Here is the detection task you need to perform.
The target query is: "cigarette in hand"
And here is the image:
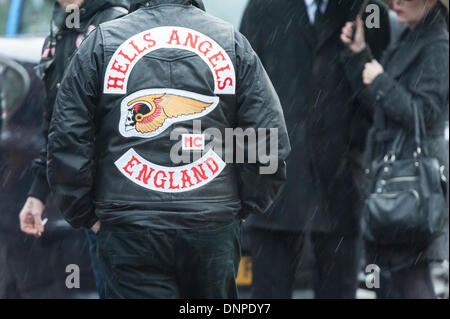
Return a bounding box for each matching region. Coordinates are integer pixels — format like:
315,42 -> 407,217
42,218 -> 48,226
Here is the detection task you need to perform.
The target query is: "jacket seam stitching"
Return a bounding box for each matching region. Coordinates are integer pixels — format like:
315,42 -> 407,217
99,25 -> 106,94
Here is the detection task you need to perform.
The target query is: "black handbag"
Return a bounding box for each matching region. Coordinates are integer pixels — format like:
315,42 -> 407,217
362,104 -> 448,245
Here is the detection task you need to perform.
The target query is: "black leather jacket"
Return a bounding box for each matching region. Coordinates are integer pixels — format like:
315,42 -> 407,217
47,0 -> 290,230
28,0 -> 130,202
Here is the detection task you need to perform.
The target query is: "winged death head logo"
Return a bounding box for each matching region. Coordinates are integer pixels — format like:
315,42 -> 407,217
120,89 -> 220,138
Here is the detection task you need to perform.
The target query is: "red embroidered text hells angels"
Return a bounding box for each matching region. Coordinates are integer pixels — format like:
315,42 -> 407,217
104,27 -> 236,95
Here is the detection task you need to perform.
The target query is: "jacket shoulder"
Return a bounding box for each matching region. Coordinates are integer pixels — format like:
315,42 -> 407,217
243,0 -> 285,16
98,7 -> 236,51
93,6 -> 129,25
420,32 -> 449,61
242,0 -> 299,25
414,23 -> 449,61
193,7 -> 237,37
424,24 -> 449,43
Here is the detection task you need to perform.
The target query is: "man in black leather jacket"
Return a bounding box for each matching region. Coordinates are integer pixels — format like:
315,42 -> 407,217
47,0 -> 290,298
18,0 -> 130,298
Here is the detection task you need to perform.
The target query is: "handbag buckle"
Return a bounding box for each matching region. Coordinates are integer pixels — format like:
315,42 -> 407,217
414,147 -> 422,158
384,154 -> 396,163
441,166 -> 448,183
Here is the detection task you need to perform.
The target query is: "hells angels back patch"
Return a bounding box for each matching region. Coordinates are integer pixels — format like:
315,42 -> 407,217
108,27 -> 232,193
120,88 -> 219,139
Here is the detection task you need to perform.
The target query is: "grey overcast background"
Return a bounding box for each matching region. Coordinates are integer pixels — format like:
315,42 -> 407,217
203,0 -> 249,29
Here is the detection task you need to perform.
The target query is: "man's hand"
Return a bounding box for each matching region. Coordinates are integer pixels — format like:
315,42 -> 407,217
91,220 -> 101,234
19,197 -> 46,237
363,59 -> 384,85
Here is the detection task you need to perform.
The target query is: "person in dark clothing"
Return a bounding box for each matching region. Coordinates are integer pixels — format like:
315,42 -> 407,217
46,0 -> 290,299
0,58 -> 99,299
341,0 -> 449,299
240,0 -> 391,299
17,0 -> 130,298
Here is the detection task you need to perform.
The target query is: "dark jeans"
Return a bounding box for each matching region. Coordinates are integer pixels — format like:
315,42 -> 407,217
249,228 -> 360,299
85,229 -> 105,299
97,220 -> 241,299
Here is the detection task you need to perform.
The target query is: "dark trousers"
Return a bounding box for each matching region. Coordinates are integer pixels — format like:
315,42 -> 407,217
249,228 -> 360,299
310,232 -> 361,299
0,230 -> 96,298
248,228 -> 305,298
85,229 -> 105,299
97,220 -> 241,299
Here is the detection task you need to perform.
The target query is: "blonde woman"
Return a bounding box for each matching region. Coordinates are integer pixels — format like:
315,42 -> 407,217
341,0 -> 449,298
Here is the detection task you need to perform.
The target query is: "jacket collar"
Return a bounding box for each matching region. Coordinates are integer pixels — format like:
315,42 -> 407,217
382,4 -> 448,79
52,0 -> 129,32
80,0 -> 128,21
130,0 -> 204,12
413,2 -> 448,34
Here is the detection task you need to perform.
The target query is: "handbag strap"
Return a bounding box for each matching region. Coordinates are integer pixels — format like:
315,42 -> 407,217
384,103 -> 428,161
364,127 -> 375,167
365,108 -> 406,165
366,104 -> 429,167
386,130 -> 407,161
413,102 -> 428,157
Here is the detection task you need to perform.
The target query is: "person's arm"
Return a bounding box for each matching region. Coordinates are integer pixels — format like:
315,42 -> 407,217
340,0 -> 390,97
47,29 -> 104,229
21,100 -> 52,237
27,107 -> 52,203
19,37 -> 53,237
234,31 -> 291,219
342,18 -> 449,130
365,41 -> 448,129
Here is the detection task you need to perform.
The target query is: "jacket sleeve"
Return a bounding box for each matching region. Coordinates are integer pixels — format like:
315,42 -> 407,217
27,37 -> 54,203
47,29 -> 104,229
28,100 -> 52,202
341,0 -> 390,97
367,41 -> 448,130
234,31 -> 291,219
344,41 -> 449,131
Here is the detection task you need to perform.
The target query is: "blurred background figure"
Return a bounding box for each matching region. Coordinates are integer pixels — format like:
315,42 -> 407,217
0,0 -> 129,298
240,0 -> 390,299
0,50 -> 96,298
341,0 -> 449,299
0,0 -> 95,299
17,0 -> 129,299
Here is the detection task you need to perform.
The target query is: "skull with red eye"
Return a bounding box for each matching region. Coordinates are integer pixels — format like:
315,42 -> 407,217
125,102 -> 153,131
